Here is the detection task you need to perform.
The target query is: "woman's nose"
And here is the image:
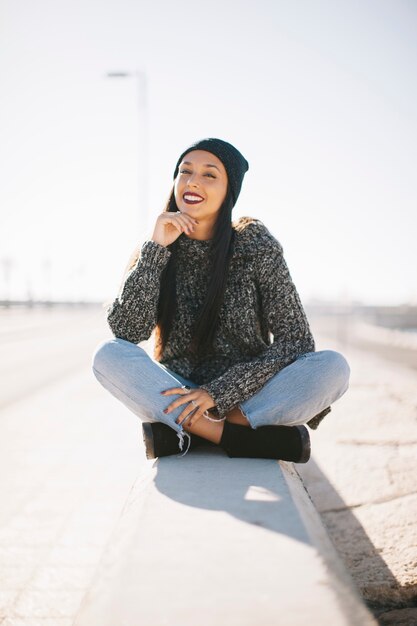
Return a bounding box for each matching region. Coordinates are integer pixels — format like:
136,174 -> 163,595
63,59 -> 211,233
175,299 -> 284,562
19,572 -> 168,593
186,172 -> 200,186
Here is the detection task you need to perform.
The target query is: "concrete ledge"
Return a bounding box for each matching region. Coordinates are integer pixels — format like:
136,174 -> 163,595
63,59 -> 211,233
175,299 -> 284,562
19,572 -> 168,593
74,447 -> 376,626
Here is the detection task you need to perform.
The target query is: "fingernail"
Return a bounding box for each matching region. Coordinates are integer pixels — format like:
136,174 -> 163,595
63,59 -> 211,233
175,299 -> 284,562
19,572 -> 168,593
163,409 -> 168,414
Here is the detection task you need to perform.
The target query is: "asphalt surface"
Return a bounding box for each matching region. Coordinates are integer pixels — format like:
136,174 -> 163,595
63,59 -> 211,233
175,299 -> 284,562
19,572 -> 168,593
0,305 -> 415,624
0,305 -> 146,624
301,315 -> 417,625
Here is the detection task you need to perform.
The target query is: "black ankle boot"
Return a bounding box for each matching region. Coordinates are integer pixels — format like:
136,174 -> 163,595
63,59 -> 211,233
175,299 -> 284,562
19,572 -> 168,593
142,422 -> 216,459
219,421 -> 311,463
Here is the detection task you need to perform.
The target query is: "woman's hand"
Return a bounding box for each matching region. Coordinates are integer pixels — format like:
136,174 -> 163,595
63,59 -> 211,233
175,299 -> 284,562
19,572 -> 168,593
161,386 -> 216,428
151,211 -> 199,248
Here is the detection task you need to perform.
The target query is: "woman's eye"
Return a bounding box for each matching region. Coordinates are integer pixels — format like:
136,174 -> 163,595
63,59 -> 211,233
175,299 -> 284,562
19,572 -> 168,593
179,169 -> 215,179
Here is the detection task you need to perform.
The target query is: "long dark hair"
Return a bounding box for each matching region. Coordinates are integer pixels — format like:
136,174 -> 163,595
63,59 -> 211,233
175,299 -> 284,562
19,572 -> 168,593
153,184 -> 236,361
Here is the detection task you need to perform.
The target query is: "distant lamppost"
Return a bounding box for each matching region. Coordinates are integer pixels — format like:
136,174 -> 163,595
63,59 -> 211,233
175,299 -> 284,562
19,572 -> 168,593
105,69 -> 149,236
1,257 -> 13,307
41,257 -> 52,306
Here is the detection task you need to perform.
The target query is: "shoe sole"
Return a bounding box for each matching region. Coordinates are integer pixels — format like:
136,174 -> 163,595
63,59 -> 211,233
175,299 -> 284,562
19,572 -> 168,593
142,422 -> 156,460
295,425 -> 311,463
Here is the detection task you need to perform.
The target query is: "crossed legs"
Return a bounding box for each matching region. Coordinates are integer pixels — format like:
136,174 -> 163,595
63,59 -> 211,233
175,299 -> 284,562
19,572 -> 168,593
92,338 -> 350,445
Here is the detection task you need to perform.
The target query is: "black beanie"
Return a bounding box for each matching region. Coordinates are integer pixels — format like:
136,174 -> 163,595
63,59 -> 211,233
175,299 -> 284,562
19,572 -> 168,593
172,137 -> 249,206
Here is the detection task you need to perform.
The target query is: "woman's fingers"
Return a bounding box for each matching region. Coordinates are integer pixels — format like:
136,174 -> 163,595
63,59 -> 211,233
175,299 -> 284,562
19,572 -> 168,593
163,396 -> 195,416
161,387 -> 214,426
161,387 -> 198,427
173,221 -> 183,234
177,211 -> 199,226
176,402 -> 201,428
151,212 -> 199,247
161,386 -> 191,397
161,386 -> 192,415
175,213 -> 198,234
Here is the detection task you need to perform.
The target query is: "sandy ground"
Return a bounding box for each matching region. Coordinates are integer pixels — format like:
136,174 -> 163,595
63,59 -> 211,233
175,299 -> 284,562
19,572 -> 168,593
301,318 -> 417,625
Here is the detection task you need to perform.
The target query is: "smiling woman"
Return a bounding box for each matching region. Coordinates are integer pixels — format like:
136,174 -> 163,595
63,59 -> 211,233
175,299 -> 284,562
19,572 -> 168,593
92,137 -> 350,461
173,150 -> 228,240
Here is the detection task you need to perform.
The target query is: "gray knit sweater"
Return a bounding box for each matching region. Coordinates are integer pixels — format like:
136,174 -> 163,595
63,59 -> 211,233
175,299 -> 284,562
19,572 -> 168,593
106,217 -> 318,419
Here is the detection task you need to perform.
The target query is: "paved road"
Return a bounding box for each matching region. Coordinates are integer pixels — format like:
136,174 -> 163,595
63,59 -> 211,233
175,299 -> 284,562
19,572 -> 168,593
0,306 -> 415,624
0,306 -> 110,410
300,318 -> 417,625
0,305 -> 150,624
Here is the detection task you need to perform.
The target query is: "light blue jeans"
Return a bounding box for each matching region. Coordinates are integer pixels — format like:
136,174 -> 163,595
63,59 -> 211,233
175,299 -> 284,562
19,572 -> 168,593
91,338 -> 351,457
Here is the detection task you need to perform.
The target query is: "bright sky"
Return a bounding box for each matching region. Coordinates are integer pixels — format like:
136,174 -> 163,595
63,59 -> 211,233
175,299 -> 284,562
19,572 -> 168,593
0,0 -> 416,306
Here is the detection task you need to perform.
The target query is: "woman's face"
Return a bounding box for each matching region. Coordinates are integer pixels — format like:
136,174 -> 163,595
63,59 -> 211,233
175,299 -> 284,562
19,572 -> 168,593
174,150 -> 228,225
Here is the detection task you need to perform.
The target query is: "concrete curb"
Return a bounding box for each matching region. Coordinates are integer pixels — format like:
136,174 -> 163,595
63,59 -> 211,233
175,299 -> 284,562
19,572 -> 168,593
281,461 -> 376,623
74,448 -> 377,626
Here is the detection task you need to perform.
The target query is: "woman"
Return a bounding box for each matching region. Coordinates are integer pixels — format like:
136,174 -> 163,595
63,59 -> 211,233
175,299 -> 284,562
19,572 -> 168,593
92,137 -> 350,461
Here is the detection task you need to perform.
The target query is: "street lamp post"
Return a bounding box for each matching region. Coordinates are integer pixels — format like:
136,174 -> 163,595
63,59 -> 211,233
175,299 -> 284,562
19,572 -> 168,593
105,69 -> 149,236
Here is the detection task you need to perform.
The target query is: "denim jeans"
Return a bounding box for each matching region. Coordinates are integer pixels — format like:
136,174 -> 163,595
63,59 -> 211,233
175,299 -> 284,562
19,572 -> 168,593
92,338 -> 350,457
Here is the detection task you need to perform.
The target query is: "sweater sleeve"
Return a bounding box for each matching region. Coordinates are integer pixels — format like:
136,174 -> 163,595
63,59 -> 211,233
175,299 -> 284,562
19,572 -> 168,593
106,240 -> 171,344
200,229 -> 315,418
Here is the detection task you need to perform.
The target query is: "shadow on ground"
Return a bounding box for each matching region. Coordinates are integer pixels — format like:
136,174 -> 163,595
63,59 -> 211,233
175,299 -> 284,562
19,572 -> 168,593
154,446 -> 311,543
299,457 -> 417,625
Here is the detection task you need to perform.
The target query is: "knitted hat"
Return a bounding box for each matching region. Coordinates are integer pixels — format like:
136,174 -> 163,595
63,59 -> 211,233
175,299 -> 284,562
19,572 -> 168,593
173,137 -> 249,205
